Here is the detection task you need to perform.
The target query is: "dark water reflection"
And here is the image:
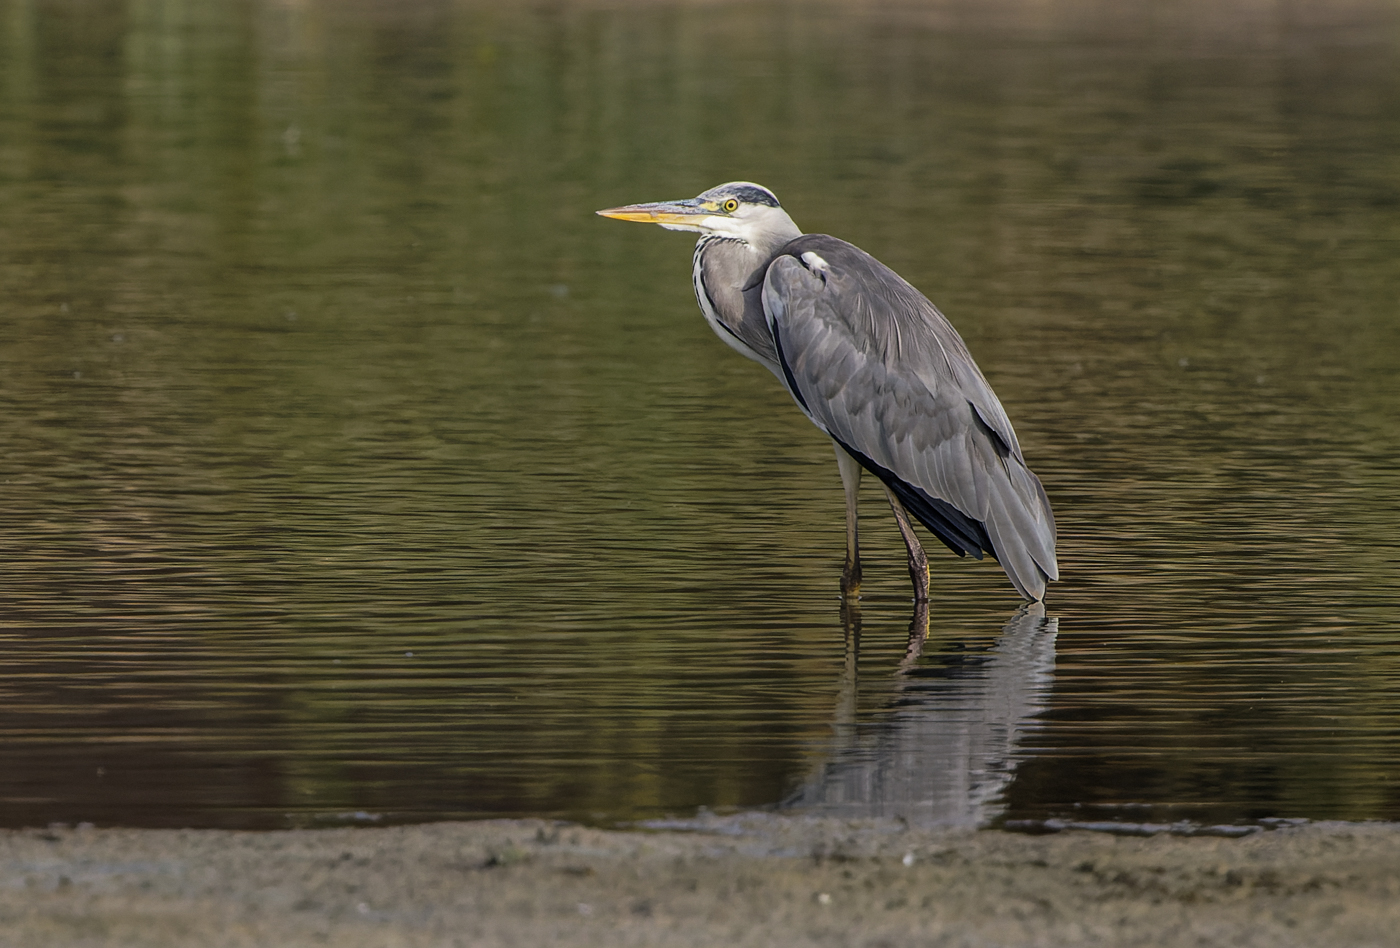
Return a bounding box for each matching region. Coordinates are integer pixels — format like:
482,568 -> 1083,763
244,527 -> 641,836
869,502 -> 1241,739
0,0 -> 1398,829
786,604 -> 1058,828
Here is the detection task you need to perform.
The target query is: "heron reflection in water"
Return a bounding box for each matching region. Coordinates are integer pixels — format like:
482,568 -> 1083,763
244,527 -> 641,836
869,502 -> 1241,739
599,183 -> 1057,603
784,603 -> 1057,828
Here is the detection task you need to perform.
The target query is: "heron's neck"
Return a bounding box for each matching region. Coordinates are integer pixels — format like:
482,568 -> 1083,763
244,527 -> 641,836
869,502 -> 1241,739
693,235 -> 788,371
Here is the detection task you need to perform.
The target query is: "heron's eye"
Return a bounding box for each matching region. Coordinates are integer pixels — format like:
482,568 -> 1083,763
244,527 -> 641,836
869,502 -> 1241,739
722,198 -> 740,213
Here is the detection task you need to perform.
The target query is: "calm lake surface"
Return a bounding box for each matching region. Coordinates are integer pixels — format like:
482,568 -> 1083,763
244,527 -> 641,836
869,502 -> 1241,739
1,0 -> 1398,830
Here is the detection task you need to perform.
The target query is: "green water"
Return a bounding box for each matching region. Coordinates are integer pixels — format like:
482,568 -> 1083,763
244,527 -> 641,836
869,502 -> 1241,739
0,0 -> 1397,829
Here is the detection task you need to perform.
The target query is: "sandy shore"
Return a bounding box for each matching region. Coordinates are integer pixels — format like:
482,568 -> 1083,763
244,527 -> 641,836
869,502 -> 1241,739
1,816 -> 1397,947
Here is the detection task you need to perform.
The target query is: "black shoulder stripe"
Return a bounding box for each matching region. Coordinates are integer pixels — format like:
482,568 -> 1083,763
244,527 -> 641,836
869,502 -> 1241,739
770,317 -> 811,414
834,440 -> 991,560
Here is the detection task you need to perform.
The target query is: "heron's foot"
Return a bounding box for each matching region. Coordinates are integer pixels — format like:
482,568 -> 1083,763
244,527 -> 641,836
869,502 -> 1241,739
841,560 -> 862,601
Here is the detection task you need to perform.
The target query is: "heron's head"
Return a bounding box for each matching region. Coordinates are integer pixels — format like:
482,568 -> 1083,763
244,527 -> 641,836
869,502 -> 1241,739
597,181 -> 801,252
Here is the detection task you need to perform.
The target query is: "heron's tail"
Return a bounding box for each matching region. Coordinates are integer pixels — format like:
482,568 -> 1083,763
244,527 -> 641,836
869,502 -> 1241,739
980,461 -> 1058,601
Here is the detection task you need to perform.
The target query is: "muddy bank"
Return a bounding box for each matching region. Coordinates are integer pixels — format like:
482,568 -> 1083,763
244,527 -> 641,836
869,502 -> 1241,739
1,816 -> 1397,947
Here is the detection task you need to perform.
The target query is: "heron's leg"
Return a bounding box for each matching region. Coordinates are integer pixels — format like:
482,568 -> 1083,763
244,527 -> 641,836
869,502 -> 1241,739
882,486 -> 930,603
834,445 -> 863,599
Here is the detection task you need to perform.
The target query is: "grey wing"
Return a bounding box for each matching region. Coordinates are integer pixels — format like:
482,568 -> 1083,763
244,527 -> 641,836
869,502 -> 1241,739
762,234 -> 1058,601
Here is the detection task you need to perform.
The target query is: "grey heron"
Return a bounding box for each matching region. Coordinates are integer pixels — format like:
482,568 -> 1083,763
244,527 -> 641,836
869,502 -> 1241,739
597,182 -> 1057,602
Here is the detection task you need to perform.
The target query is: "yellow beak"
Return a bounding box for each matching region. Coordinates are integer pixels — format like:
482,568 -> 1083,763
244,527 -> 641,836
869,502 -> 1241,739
596,199 -> 716,226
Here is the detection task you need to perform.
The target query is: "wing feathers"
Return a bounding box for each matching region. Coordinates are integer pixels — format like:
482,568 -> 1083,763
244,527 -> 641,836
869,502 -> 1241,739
763,234 -> 1058,600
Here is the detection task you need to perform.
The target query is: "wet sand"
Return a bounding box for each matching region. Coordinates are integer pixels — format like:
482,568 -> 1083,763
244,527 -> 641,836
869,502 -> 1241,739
2,816 -> 1397,947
